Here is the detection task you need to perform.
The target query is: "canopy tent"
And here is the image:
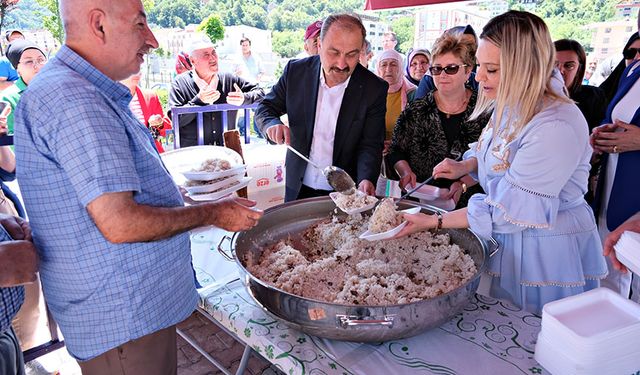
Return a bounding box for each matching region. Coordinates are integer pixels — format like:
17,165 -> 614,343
364,0 -> 464,11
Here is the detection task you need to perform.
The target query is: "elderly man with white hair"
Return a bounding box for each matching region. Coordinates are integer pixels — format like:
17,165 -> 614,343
13,1 -> 263,373
168,34 -> 264,148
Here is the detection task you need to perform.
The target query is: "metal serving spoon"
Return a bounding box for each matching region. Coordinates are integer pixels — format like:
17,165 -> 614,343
373,152 -> 464,210
287,145 -> 356,195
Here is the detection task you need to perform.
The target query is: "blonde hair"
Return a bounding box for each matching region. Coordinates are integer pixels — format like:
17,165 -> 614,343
471,11 -> 569,138
431,33 -> 476,69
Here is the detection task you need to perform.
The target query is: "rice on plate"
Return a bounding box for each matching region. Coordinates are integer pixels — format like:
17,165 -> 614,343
192,158 -> 232,172
333,191 -> 377,211
247,213 -> 477,306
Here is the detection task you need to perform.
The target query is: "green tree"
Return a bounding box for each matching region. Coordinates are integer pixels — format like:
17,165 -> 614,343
243,4 -> 268,29
142,0 -> 154,12
391,16 -> 414,54
534,0 -> 618,49
149,0 -> 200,28
35,0 -> 63,44
0,0 -> 20,46
272,29 -> 302,58
6,0 -> 45,30
198,14 -> 224,43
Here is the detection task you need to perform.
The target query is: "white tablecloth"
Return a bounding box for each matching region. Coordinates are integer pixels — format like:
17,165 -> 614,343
190,227 -> 547,375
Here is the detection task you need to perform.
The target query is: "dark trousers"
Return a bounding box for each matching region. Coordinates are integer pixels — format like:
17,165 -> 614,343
0,327 -> 25,375
297,184 -> 333,200
78,325 -> 177,375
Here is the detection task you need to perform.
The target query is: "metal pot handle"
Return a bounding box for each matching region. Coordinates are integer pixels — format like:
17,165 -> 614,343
217,233 -> 238,261
488,237 -> 500,258
336,314 -> 395,328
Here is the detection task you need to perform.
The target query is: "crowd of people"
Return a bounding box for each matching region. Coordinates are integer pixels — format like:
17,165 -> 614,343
0,1 -> 639,374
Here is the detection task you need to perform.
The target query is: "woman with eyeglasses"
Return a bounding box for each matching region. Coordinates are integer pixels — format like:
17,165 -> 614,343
387,33 -> 488,208
590,25 -> 640,300
0,40 -> 47,135
404,48 -> 431,86
375,49 -> 416,153
414,25 -> 479,99
396,11 -> 608,314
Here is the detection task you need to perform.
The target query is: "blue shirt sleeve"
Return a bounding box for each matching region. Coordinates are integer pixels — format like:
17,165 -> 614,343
414,75 -> 435,100
0,59 -> 18,81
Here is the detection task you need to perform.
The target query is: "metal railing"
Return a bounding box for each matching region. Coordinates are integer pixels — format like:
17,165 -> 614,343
170,103 -> 259,149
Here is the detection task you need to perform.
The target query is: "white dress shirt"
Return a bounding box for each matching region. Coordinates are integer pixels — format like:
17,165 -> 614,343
302,70 -> 351,190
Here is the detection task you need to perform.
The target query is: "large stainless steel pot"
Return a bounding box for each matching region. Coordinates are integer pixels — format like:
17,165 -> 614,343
218,197 -> 497,342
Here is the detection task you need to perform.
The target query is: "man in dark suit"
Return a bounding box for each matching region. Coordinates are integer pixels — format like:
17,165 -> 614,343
255,14 -> 388,201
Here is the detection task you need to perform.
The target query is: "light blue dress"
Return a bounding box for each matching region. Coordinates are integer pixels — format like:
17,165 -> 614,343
465,74 -> 608,314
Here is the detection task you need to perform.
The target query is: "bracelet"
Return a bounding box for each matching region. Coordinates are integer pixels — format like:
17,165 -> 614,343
434,211 -> 443,232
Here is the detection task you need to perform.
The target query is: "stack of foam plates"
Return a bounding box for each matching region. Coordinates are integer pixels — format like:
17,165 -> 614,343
534,288 -> 640,374
614,231 -> 640,275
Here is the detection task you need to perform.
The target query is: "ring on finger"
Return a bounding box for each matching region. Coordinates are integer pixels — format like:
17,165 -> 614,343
613,145 -> 619,153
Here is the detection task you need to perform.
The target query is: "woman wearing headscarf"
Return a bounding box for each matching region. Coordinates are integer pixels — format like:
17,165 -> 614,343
375,49 -> 416,147
405,48 -> 431,86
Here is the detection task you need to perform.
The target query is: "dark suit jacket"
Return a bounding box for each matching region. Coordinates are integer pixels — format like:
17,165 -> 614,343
592,61 -> 640,230
255,56 -> 388,201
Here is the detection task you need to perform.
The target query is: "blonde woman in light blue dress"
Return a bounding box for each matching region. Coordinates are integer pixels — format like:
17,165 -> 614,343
397,11 -> 608,314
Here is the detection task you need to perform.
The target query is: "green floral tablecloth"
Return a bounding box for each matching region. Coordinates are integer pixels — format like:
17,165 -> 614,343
191,228 -> 547,375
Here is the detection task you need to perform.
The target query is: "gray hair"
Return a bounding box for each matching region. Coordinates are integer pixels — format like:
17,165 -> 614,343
363,39 -> 372,54
320,14 -> 366,43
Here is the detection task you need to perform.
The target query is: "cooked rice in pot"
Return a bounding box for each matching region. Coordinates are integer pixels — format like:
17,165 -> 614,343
246,213 -> 477,306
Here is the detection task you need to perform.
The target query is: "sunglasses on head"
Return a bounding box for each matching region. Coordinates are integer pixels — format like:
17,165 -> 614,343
623,47 -> 640,60
429,64 -> 467,76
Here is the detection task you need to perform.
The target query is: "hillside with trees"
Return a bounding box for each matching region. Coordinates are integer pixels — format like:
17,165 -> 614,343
0,0 -> 628,58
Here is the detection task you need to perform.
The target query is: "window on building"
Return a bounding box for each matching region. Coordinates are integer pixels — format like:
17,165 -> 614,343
601,48 -> 608,55
604,27 -> 611,33
369,31 -> 375,36
626,26 -> 633,32
603,38 -> 610,44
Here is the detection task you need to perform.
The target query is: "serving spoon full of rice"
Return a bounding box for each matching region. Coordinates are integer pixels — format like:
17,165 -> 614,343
287,145 -> 356,195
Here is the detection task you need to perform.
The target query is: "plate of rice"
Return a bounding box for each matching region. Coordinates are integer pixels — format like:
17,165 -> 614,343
329,191 -> 378,214
182,159 -> 245,181
359,198 -> 421,241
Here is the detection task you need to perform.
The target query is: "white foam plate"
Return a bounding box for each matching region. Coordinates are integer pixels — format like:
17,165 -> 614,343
359,207 -> 421,241
186,177 -> 252,202
614,231 -> 640,275
329,191 -> 378,215
406,184 -> 448,200
542,287 -> 640,340
182,165 -> 246,182
160,146 -> 244,186
182,173 -> 245,195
